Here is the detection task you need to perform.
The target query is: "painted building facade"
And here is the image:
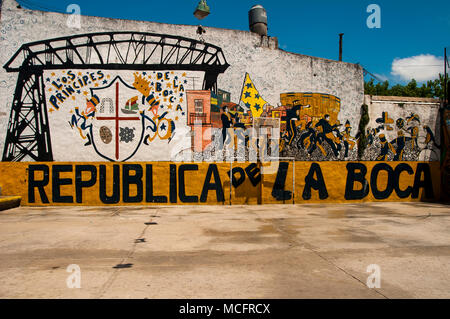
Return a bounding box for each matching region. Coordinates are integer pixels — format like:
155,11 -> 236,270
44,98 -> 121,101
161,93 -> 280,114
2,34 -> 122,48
0,0 -> 443,205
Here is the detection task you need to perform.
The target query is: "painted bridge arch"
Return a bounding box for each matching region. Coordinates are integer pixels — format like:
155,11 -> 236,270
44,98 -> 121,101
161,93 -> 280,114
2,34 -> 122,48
2,31 -> 230,162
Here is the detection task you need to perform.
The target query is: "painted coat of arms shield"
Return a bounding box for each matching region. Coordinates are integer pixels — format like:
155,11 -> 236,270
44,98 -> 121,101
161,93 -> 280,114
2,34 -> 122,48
90,76 -> 145,162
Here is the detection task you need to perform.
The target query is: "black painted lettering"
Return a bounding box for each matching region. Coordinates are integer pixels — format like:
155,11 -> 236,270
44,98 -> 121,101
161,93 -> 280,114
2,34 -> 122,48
49,95 -> 59,109
75,165 -> 97,203
228,167 -> 245,188
245,163 -> 261,187
370,163 -> 394,200
394,163 -> 413,198
52,165 -> 73,203
123,164 -> 143,203
345,163 -> 370,200
28,165 -> 50,203
145,165 -> 167,203
272,162 -> 292,201
170,164 -> 177,203
412,163 -> 434,199
302,163 -> 328,200
82,75 -> 89,85
99,165 -> 120,204
178,164 -> 199,203
201,164 -> 225,202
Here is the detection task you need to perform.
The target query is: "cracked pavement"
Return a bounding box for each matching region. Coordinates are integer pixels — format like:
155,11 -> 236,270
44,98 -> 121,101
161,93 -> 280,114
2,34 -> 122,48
0,202 -> 449,298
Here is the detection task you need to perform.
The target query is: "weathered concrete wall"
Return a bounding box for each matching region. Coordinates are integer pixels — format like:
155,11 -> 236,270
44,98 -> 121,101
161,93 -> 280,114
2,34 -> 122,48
0,0 -> 364,162
0,0 -> 442,205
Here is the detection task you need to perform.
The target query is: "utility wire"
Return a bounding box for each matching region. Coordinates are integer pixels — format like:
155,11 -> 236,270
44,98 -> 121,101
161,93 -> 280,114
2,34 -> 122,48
362,67 -> 383,82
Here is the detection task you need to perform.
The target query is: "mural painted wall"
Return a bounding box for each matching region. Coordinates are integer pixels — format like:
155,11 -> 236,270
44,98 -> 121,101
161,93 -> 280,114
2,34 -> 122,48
0,0 -> 365,164
0,0 -> 443,204
0,161 -> 441,206
363,96 -> 441,162
46,69 -> 200,162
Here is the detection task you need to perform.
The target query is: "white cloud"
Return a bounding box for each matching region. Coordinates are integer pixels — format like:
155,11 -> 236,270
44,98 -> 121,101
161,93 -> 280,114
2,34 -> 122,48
391,54 -> 444,82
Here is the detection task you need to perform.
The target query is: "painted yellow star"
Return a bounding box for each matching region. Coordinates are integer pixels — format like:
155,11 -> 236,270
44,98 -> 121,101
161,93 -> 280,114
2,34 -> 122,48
166,82 -> 172,88
83,91 -> 88,96
168,104 -> 173,110
78,72 -> 82,76
179,97 -> 184,103
51,72 -> 55,76
48,88 -> 52,92
94,83 -> 99,87
72,96 -> 76,100
182,72 -> 186,77
107,75 -> 111,79
175,116 -> 179,121
49,108 -> 54,113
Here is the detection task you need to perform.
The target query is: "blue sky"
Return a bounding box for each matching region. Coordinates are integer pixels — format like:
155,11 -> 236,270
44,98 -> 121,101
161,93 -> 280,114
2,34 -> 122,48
14,0 -> 450,85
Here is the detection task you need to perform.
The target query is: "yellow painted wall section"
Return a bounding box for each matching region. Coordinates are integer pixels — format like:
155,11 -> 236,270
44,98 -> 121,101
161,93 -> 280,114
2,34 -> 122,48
0,161 -> 441,206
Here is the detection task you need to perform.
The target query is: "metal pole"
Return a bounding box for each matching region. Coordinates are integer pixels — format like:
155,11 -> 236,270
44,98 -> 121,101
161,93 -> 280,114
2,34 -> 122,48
339,33 -> 344,61
445,48 -> 448,108
441,48 -> 447,202
229,160 -> 233,206
292,160 -> 295,205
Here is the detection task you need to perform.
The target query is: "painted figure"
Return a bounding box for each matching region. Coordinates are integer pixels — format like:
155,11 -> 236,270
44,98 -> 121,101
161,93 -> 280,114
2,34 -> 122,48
284,101 -> 301,146
221,105 -> 235,149
390,130 -> 411,161
298,121 -> 317,155
315,114 -> 340,157
423,125 -> 439,148
233,112 -> 249,147
408,126 -> 419,149
376,134 -> 396,161
342,120 -> 355,158
69,95 -> 99,146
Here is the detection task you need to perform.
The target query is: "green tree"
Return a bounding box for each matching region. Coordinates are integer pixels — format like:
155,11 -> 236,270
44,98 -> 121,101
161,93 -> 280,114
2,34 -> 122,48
364,75 -> 447,99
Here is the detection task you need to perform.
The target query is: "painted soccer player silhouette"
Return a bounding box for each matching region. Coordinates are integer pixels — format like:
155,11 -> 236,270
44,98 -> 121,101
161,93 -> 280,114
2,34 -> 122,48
285,101 -> 310,146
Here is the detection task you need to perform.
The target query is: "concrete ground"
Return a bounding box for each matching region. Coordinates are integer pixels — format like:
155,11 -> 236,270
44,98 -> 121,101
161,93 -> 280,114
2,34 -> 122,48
0,202 -> 449,299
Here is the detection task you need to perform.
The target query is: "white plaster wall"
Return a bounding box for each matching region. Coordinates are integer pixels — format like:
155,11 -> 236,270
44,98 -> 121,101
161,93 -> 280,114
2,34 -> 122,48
0,0 -> 364,161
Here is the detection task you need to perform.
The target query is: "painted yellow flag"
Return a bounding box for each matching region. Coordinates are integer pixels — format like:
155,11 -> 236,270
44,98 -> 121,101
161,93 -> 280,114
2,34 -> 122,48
240,73 -> 268,118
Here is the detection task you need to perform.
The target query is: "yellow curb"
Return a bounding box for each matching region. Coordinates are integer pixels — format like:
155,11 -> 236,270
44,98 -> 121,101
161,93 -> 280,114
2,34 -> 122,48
0,196 -> 22,211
